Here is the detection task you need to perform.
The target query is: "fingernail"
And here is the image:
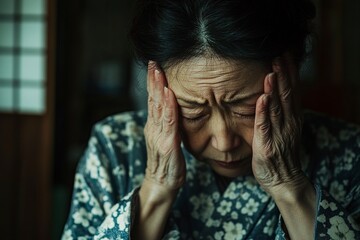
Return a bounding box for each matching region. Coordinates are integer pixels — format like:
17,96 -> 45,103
268,73 -> 273,88
164,86 -> 169,99
155,69 -> 160,80
263,95 -> 269,106
148,60 -> 155,69
269,73 -> 276,88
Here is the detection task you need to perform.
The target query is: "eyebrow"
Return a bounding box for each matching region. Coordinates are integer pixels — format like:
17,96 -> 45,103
223,91 -> 263,105
177,98 -> 207,107
176,91 -> 263,107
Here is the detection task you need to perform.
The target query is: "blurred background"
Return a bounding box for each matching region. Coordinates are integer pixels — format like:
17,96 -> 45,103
0,0 -> 359,239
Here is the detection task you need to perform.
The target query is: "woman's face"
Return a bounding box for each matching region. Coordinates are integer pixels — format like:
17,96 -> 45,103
165,57 -> 270,178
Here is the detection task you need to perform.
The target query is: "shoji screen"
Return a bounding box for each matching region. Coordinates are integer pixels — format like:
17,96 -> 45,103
0,0 -> 46,114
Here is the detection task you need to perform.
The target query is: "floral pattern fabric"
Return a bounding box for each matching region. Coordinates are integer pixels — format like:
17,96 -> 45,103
62,110 -> 360,239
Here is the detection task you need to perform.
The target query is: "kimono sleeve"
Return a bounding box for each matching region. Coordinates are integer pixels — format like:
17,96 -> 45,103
61,124 -> 137,239
61,113 -> 182,239
275,184 -> 360,240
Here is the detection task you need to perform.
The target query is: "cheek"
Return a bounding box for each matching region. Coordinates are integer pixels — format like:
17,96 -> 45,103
240,126 -> 255,147
226,117 -> 254,149
180,124 -> 209,155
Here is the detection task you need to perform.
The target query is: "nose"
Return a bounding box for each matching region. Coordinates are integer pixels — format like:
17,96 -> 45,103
210,114 -> 241,152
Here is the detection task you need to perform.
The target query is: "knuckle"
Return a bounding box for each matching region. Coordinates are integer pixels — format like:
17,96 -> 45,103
280,88 -> 292,102
259,122 -> 269,132
147,97 -> 153,111
164,114 -> 175,127
159,147 -> 172,158
152,120 -> 161,128
256,121 -> 271,134
154,102 -> 163,111
270,104 -> 281,117
163,123 -> 174,134
163,106 -> 176,133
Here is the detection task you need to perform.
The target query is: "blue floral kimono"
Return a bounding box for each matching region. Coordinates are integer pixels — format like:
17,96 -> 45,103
62,110 -> 360,239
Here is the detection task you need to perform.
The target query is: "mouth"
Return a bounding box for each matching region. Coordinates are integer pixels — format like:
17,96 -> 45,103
209,157 -> 251,169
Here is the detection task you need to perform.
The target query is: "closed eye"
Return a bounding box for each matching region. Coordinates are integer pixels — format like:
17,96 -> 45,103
182,115 -> 207,123
233,112 -> 255,120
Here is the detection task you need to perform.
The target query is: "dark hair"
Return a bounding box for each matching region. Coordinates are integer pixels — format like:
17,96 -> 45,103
130,0 -> 316,69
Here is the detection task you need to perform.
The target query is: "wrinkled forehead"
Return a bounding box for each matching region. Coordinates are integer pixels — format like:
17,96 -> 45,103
164,56 -> 269,85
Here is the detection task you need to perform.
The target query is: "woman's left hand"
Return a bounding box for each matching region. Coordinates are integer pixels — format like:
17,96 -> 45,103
252,56 -> 317,240
251,56 -> 306,199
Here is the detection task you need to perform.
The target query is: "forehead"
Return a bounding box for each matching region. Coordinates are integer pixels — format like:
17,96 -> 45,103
164,56 -> 269,95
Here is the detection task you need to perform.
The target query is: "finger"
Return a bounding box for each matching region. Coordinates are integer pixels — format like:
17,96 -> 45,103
263,72 -> 272,94
282,54 -> 302,118
254,94 -> 271,147
267,73 -> 283,129
153,68 -> 165,121
147,61 -> 156,119
163,87 -> 179,142
147,61 -> 156,93
272,58 -> 293,120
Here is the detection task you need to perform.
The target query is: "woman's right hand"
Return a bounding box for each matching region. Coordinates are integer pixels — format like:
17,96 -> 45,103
134,62 -> 185,240
143,61 -> 186,199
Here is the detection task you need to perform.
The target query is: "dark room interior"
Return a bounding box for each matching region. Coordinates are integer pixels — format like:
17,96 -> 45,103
0,0 -> 360,239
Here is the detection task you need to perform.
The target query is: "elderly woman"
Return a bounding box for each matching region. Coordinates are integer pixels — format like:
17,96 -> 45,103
62,0 -> 360,239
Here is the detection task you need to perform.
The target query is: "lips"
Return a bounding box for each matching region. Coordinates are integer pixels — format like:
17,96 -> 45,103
210,157 -> 251,169
213,160 -> 243,169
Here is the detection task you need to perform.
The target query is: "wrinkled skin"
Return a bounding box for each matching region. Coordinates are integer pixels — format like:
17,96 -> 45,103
252,57 -> 304,196
144,56 -> 304,196
143,61 -> 186,193
140,56 -> 314,240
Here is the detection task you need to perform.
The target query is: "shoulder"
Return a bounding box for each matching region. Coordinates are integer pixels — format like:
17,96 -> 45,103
68,111 -> 149,220
302,110 -> 360,153
90,110 -> 148,158
80,110 -> 148,195
93,110 -> 147,138
89,110 -> 147,149
302,110 -> 360,205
